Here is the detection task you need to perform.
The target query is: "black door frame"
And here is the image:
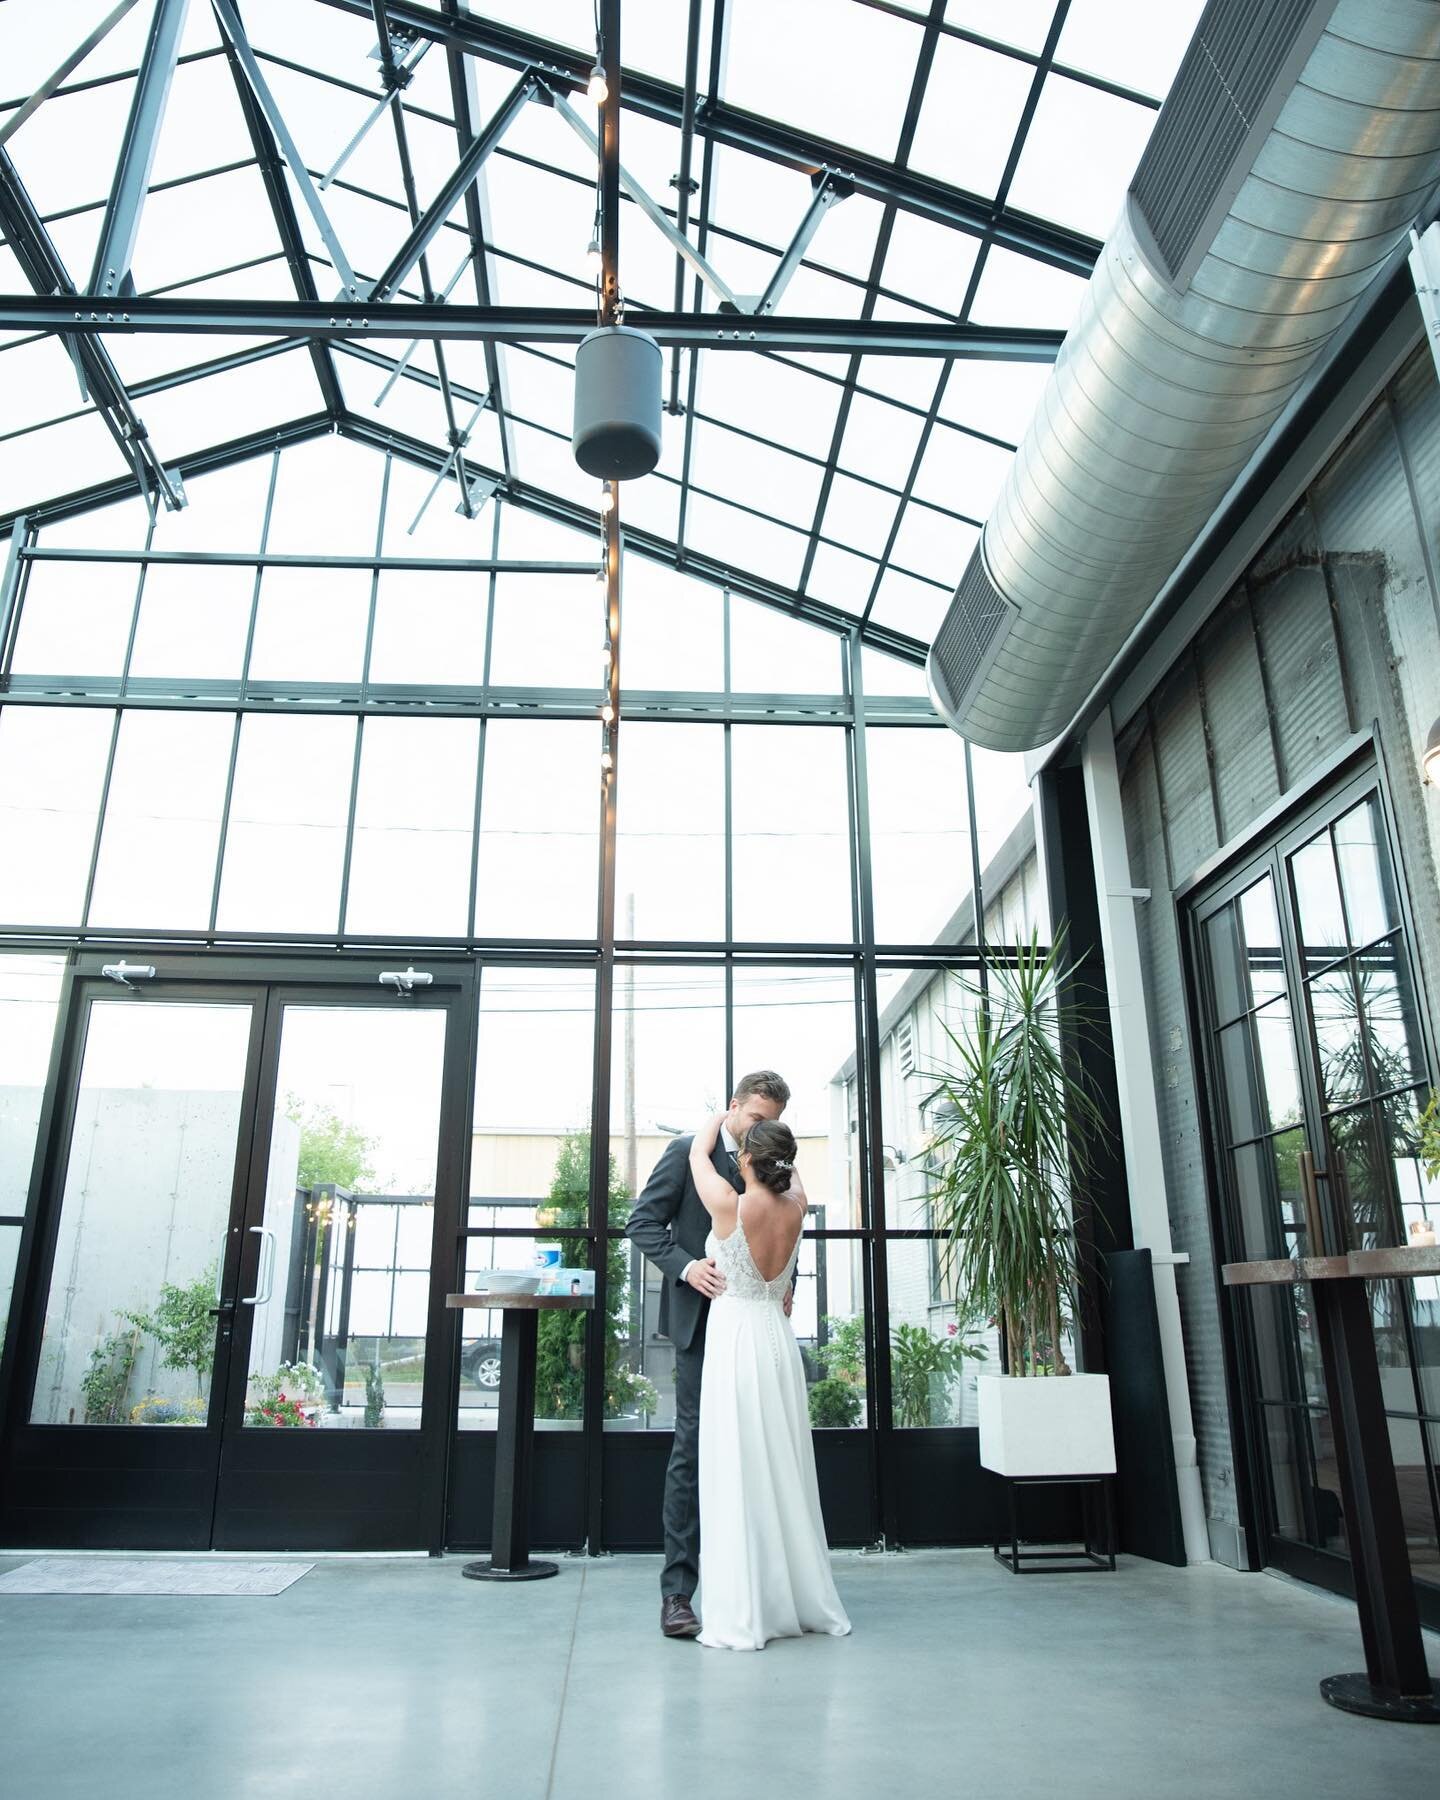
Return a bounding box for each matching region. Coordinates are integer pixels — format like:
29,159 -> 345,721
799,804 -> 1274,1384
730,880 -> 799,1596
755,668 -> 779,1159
0,949 -> 476,1552
1181,739 -> 1440,1622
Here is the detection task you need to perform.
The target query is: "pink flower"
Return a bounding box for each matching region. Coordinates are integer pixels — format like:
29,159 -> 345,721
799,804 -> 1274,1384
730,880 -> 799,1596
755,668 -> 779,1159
946,1322 -> 958,1336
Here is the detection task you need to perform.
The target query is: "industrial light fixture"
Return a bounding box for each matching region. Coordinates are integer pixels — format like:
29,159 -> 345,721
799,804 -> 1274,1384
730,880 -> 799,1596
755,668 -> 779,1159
1424,714 -> 1440,785
587,62 -> 608,105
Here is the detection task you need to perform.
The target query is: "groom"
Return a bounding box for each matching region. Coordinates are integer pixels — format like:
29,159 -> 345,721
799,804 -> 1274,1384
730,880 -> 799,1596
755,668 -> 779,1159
626,1069 -> 791,1637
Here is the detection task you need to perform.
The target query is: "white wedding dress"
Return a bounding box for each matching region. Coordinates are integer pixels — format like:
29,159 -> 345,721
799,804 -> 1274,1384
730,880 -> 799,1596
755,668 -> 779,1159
695,1203 -> 852,1650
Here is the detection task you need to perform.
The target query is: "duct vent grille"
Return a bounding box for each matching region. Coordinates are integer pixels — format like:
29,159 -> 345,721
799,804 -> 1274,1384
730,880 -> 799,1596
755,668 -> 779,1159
931,548 -> 1015,721
1129,0 -> 1331,292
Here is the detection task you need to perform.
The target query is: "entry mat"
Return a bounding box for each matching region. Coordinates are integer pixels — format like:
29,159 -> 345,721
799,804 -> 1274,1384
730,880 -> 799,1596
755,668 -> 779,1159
0,1557 -> 313,1596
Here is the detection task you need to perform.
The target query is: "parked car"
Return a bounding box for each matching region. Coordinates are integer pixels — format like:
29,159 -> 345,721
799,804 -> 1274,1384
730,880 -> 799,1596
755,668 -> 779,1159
460,1337 -> 502,1391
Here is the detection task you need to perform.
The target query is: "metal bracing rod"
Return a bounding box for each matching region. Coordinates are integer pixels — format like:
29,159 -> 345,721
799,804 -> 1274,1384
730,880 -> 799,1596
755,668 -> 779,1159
210,0 -> 361,297
88,0 -> 190,299
545,82 -> 745,314
364,70 -> 538,303
22,547 -> 594,572
408,397 -> 496,533
0,149 -> 182,512
667,0 -> 704,411
320,37 -> 432,189
754,172 -> 851,317
4,294 -> 1064,358
372,248 -> 475,402
0,0 -> 144,149
598,0 -> 621,329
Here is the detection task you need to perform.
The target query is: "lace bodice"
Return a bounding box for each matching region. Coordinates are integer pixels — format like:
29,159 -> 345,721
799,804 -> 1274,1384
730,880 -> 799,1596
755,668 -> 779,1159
705,1206 -> 801,1304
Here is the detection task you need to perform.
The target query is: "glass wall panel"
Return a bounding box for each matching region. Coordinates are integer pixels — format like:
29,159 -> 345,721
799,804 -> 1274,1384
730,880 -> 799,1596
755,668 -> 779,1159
474,721 -> 599,939
885,1237 -> 995,1426
0,954 -> 65,1213
343,717 -> 478,938
31,1000 -> 253,1425
731,725 -> 852,942
87,710 -> 233,928
263,436 -> 383,556
245,566 -> 370,685
126,563 -> 254,682
866,725 -> 972,945
470,966 -> 596,1228
0,706 -> 113,926
368,570 -> 488,687
732,964 -> 860,1229
0,1222 -> 19,1345
619,560 -> 723,695
489,575 -> 605,690
729,598 -> 844,694
456,1237 -> 590,1431
615,723 -> 725,943
8,559 -> 140,679
216,714 -> 356,933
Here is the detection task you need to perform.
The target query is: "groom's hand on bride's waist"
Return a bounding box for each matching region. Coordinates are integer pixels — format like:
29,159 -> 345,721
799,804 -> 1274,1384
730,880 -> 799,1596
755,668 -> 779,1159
683,1257 -> 726,1298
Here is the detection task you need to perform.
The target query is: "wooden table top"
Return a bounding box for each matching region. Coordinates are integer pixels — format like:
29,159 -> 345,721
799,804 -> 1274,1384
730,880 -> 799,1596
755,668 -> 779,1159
446,1291 -> 595,1310
1222,1245 -> 1440,1287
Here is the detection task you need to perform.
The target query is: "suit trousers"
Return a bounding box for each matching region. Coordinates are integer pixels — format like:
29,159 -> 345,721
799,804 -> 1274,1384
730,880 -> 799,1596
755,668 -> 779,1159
660,1307 -> 707,1598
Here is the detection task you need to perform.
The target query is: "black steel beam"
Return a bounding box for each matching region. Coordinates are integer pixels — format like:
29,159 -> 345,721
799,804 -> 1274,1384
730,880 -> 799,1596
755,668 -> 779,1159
311,0 -> 1102,277
220,28 -> 345,416
0,294 -> 1063,358
0,148 -> 180,509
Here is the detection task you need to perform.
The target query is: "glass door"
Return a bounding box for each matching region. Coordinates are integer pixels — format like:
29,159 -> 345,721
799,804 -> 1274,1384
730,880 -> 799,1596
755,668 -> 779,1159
3,965 -> 471,1552
213,990 -> 462,1550
8,984 -> 265,1548
1192,772 -> 1440,1604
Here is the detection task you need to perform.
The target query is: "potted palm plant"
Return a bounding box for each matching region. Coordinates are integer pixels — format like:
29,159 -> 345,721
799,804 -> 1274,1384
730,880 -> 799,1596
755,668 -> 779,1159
922,929 -> 1116,1478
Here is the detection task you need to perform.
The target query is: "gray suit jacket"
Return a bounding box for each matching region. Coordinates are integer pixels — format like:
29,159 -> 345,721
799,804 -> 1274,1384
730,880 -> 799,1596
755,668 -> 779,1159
626,1134 -> 741,1353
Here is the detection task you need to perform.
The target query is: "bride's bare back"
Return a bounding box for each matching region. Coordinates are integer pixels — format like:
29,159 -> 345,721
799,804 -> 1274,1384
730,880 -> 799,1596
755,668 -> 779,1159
731,1182 -> 805,1282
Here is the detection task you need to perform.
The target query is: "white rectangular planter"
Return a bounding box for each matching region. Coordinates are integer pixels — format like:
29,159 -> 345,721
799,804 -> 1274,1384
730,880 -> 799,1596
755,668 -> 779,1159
977,1373 -> 1116,1477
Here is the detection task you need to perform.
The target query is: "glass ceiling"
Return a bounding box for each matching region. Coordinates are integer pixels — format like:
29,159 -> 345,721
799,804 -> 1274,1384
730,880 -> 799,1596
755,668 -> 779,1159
0,0 -> 1204,654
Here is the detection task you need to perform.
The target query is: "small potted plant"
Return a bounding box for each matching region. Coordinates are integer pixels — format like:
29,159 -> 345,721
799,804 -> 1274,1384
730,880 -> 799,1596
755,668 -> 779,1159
922,929 -> 1116,1478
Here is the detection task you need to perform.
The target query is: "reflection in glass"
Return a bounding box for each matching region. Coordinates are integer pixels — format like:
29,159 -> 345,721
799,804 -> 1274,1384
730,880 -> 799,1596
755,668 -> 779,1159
1205,905 -> 1246,1027
1238,879 -> 1286,1008
32,1002 -> 252,1425
1333,798 -> 1396,948
244,1005 -> 446,1430
1231,1130 -> 1306,1260
1356,939 -> 1424,1097
1252,1002 -> 1302,1133
1248,1286 -> 1323,1409
1259,1404 -> 1308,1541
1302,1410 -> 1348,1555
1328,1104 -> 1401,1251
1218,1018 -> 1263,1143
1307,966 -> 1364,1110
886,1237 -> 995,1425
1290,833 -> 1347,970
1,1224 -> 20,1345
798,1238 -> 867,1429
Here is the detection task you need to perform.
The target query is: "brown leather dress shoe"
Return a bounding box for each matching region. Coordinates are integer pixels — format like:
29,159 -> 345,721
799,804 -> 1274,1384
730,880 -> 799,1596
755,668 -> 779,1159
661,1594 -> 701,1638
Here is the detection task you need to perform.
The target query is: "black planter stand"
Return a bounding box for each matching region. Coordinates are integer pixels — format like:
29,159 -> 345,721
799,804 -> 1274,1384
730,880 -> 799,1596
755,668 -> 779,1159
992,1473 -> 1117,1574
446,1290 -> 594,1582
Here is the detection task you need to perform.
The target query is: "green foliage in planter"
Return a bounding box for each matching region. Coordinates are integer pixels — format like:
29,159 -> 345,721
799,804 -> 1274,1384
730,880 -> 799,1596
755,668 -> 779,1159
123,1263 -> 220,1397
533,1133 -> 650,1420
808,1376 -> 863,1428
80,1325 -> 142,1424
922,929 -> 1112,1377
814,1314 -> 866,1384
128,1395 -> 207,1426
889,1322 -> 985,1427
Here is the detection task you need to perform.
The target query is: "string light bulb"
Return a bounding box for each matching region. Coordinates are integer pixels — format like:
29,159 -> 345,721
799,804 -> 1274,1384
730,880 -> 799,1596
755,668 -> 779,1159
586,233 -> 601,262
599,487 -> 614,515
600,749 -> 614,773
601,703 -> 615,723
588,62 -> 608,105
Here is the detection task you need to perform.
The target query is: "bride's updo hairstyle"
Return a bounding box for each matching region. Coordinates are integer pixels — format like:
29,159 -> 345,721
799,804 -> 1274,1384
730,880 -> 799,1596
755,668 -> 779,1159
742,1119 -> 798,1194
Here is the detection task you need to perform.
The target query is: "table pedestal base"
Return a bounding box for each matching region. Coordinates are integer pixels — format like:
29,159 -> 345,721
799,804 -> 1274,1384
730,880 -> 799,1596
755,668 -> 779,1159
461,1558 -> 559,1583
1320,1673 -> 1440,1724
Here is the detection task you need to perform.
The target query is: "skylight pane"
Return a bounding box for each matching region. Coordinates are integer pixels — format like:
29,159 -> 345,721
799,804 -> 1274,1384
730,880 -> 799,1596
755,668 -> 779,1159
0,412 -> 129,517
868,568 -> 950,641
806,541 -> 879,617
133,348 -> 323,459
3,77 -> 133,223
724,0 -> 922,162
264,437 -> 385,557
908,423 -> 1012,517
937,359 -> 1051,445
129,166 -> 282,295
381,456 -> 503,559
694,353 -> 841,462
969,247 -> 1086,330
148,458 -> 272,553
0,338 -> 87,435
683,494 -> 808,592
1,0 -> 154,93
882,210 -> 981,313
945,0 -> 1058,56
819,474 -> 901,560
502,349 -> 577,439
688,422 -> 824,532
888,501 -> 978,584
910,36 -> 1035,200
1056,0 -> 1204,100
1005,76 -> 1156,239
840,393 -> 924,485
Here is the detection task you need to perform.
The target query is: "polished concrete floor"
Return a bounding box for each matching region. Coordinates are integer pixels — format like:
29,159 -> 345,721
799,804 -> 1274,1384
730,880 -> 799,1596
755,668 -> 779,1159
1,1549 -> 1436,1799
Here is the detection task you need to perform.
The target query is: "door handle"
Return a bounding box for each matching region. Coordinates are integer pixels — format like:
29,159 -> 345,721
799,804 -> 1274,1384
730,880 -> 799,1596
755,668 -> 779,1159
242,1226 -> 277,1307
1297,1150 -> 1333,1257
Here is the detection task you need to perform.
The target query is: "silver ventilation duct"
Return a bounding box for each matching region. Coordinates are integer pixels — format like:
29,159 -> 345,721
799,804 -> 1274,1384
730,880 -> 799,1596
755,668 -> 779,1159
928,0 -> 1440,752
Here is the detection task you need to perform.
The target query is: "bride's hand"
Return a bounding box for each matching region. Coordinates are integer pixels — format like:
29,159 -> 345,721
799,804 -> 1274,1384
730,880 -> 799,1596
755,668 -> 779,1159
694,1111 -> 725,1151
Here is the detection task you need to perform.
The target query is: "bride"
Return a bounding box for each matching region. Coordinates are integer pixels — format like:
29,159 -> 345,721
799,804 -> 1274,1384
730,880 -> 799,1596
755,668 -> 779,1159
687,1112 -> 852,1651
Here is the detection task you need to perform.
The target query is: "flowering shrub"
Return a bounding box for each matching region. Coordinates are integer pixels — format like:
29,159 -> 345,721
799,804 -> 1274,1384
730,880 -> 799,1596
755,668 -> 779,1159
129,1394 -> 207,1425
247,1391 -> 317,1428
